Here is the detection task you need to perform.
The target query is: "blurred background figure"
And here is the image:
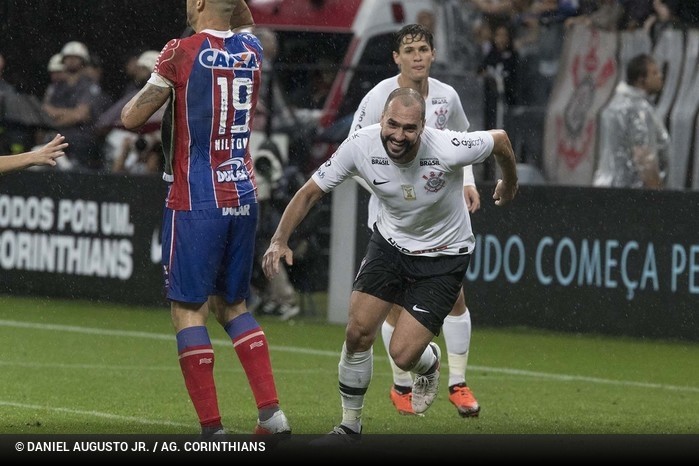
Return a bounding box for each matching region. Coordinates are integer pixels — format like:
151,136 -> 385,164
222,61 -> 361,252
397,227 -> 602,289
43,54 -> 66,109
100,50 -> 163,171
479,22 -> 520,130
249,141 -> 301,321
478,22 -> 520,180
84,54 -> 113,121
47,53 -> 66,82
1,52 -> 53,156
111,131 -> 162,175
252,27 -> 298,135
41,41 -> 104,171
593,53 -> 669,189
565,0 -> 624,31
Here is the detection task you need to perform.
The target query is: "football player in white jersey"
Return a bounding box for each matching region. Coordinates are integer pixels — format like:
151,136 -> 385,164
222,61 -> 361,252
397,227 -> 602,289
263,88 -> 518,438
350,24 -> 481,417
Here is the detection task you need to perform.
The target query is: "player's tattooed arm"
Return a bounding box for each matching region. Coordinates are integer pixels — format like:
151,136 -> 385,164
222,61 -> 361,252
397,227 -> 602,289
121,84 -> 171,130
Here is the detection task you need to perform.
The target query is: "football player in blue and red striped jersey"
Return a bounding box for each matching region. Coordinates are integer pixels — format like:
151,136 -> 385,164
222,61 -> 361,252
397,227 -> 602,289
121,0 -> 290,438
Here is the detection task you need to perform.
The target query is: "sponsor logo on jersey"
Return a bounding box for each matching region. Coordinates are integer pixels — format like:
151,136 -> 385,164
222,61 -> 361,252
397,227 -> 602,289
355,101 -> 368,125
423,171 -> 446,193
222,205 -> 251,216
451,136 -> 486,148
386,236 -> 448,255
431,97 -> 447,105
387,236 -> 411,254
199,48 -> 259,70
371,157 -> 389,165
420,158 -> 440,166
372,179 -> 389,185
216,157 -> 250,182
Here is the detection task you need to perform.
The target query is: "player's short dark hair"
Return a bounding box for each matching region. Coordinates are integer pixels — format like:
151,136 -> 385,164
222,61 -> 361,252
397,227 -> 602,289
393,24 -> 434,53
626,53 -> 654,85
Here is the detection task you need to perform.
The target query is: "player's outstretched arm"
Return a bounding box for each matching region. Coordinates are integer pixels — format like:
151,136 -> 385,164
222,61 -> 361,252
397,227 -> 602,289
0,133 -> 68,174
262,178 -> 326,278
489,129 -> 518,206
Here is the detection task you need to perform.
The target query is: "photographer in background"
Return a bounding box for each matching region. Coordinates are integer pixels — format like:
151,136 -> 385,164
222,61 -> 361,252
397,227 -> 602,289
249,140 -> 301,321
111,131 -> 162,174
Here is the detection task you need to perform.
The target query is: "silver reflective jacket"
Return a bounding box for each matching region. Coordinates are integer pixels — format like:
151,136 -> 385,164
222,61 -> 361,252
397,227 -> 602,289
593,82 -> 669,188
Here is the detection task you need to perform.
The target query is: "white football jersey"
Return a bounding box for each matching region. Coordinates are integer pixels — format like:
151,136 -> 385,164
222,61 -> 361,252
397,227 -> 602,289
350,75 -> 475,228
312,125 -> 494,256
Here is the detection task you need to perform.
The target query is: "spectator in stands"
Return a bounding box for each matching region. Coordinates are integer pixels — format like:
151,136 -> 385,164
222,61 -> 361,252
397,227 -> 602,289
479,22 -> 520,130
618,0 -> 654,30
100,50 -> 162,168
41,41 -> 103,171
593,53 -> 669,188
1,52 -> 47,155
252,27 -> 298,134
644,0 -> 683,43
565,0 -> 625,31
84,54 -> 113,120
47,54 -> 66,84
43,54 -> 65,108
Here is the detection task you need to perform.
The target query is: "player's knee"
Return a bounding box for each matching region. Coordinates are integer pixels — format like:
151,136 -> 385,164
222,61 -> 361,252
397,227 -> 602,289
391,352 -> 414,372
345,323 -> 374,352
389,343 -> 415,371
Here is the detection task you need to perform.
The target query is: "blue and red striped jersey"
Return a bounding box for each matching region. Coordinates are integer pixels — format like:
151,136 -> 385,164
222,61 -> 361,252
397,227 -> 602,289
155,29 -> 262,211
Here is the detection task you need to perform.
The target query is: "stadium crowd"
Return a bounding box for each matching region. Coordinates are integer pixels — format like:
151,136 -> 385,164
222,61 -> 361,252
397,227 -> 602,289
1,1 -> 697,177
2,0 -> 699,318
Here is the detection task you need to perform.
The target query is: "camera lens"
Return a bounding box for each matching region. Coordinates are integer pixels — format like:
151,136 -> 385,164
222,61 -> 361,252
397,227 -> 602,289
135,137 -> 148,151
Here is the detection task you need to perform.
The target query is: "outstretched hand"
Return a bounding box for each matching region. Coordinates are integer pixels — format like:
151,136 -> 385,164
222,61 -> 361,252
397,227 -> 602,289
262,241 -> 294,279
33,133 -> 68,167
493,179 -> 518,206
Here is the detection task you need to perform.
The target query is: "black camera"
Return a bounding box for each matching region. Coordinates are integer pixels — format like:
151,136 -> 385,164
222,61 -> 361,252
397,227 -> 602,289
134,137 -> 148,152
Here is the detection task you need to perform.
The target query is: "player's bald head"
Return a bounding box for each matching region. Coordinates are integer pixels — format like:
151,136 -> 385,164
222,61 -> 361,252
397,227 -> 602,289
383,87 -> 426,121
207,0 -> 236,15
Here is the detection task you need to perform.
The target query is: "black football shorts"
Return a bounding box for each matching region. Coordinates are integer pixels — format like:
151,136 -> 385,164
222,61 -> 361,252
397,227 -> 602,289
353,228 -> 471,335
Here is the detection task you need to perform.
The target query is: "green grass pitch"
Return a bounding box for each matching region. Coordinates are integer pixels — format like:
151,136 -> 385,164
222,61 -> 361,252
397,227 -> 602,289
1,294 -> 698,437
